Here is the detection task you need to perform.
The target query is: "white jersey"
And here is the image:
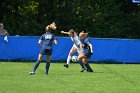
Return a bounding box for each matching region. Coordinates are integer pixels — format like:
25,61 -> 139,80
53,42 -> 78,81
71,35 -> 82,53
71,35 -> 81,46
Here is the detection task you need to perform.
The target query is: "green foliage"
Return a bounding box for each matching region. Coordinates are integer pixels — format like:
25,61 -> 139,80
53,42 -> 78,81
18,1 -> 39,15
0,0 -> 140,38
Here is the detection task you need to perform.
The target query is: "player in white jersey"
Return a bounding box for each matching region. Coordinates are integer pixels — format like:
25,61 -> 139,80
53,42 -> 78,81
61,29 -> 84,68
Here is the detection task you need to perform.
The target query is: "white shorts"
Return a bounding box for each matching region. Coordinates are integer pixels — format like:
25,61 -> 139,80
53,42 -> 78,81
71,44 -> 80,54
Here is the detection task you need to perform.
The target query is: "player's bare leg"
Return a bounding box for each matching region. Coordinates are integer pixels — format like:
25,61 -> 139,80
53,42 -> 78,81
64,47 -> 77,68
78,54 -> 87,72
78,54 -> 93,72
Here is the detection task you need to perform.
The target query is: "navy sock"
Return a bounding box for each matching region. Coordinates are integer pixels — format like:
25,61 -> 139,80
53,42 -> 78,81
46,62 -> 50,74
85,63 -> 93,71
33,60 -> 40,72
78,60 -> 85,69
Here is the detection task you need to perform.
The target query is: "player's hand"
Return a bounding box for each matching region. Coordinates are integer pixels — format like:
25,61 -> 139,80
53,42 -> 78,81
38,43 -> 42,48
90,52 -> 93,55
61,31 -> 64,34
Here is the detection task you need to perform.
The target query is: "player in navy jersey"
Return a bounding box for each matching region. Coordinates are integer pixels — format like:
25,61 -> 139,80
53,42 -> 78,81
29,22 -> 57,75
78,31 -> 93,72
80,31 -> 93,57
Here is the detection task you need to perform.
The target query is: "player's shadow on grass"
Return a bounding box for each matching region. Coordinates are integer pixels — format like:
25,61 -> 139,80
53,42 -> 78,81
60,73 -> 83,75
60,71 -> 106,75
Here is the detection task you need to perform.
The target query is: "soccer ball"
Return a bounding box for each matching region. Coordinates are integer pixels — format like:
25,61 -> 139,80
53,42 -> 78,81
71,56 -> 78,62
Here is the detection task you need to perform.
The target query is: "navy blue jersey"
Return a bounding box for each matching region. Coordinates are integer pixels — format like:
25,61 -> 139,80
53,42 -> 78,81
40,32 -> 56,50
80,37 -> 90,50
81,37 -> 92,58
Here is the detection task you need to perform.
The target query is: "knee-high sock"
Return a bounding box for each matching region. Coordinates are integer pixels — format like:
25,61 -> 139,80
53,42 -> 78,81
78,60 -> 85,69
33,60 -> 40,72
46,62 -> 50,74
85,63 -> 93,71
66,55 -> 71,64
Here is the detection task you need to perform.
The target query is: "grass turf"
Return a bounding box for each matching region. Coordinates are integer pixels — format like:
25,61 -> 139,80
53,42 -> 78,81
0,62 -> 140,93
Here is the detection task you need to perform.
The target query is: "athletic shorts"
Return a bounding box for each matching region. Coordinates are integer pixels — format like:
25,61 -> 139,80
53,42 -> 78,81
40,48 -> 52,55
72,44 -> 80,54
83,49 -> 91,58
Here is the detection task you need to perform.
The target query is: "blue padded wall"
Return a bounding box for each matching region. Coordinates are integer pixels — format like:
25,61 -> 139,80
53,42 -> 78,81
0,36 -> 140,63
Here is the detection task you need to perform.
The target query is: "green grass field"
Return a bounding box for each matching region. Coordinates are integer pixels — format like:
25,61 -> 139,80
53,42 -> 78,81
0,62 -> 140,93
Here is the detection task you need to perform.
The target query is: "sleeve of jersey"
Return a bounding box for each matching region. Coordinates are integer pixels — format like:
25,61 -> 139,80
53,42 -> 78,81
85,38 -> 90,44
77,37 -> 82,45
40,35 -> 44,40
52,34 -> 56,40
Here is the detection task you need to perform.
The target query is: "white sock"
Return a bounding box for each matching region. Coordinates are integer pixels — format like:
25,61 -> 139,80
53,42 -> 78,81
66,56 -> 71,65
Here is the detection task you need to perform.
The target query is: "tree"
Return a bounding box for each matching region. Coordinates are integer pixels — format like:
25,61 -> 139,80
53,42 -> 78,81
0,0 -> 140,38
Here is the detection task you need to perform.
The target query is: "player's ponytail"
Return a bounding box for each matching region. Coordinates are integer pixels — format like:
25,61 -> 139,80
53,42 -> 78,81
45,22 -> 57,32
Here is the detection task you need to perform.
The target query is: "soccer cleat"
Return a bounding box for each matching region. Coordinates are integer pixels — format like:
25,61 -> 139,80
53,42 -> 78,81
81,67 -> 87,72
28,72 -> 35,75
87,69 -> 94,72
64,64 -> 69,68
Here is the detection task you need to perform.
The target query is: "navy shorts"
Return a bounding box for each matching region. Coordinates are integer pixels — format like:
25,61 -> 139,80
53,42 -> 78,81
40,48 -> 52,55
83,49 -> 91,58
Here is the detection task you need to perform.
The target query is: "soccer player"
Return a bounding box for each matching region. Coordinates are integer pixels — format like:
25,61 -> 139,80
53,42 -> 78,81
29,22 -> 57,75
79,31 -> 93,57
61,29 -> 85,69
78,31 -> 93,72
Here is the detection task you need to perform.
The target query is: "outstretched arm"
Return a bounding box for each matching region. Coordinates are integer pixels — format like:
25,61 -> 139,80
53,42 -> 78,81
61,31 -> 71,35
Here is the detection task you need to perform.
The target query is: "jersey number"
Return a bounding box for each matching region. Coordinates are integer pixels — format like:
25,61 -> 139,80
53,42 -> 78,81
45,35 -> 52,39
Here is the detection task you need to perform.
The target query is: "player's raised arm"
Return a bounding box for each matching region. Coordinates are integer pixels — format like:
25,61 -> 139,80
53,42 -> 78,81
80,31 -> 88,36
61,31 -> 71,35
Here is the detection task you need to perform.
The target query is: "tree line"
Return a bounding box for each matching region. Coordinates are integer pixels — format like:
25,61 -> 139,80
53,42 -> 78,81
0,0 -> 140,38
